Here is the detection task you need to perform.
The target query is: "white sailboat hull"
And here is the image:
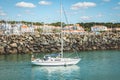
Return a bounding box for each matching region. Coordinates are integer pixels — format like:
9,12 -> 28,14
31,58 -> 81,66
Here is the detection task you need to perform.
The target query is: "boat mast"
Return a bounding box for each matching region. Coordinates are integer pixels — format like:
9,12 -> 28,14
60,0 -> 63,58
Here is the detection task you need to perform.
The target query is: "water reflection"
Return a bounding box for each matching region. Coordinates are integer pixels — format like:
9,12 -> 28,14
32,65 -> 80,73
32,65 -> 80,80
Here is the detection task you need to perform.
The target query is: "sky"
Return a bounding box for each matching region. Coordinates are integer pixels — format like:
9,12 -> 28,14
0,0 -> 120,24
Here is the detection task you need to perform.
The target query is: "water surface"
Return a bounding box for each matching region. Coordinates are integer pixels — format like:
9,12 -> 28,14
0,50 -> 120,80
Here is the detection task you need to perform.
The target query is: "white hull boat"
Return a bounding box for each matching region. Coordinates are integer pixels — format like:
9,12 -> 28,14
32,57 -> 81,66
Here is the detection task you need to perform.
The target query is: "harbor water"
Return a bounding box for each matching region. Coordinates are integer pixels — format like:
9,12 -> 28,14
0,50 -> 120,80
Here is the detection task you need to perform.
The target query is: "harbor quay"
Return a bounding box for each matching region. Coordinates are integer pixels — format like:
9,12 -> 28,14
0,32 -> 119,55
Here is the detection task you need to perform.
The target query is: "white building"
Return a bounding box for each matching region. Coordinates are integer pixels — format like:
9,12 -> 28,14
63,24 -> 86,34
12,24 -> 21,35
4,23 -> 12,34
21,25 -> 34,34
91,25 -> 107,32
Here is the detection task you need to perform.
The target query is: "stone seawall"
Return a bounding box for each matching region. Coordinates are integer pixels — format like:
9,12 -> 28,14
0,32 -> 120,54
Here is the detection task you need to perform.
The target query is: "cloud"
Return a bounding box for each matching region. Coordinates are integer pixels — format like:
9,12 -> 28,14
17,14 -> 22,17
39,1 -> 52,5
117,14 -> 120,17
24,10 -> 34,15
113,2 -> 120,10
113,6 -> 120,10
16,2 -> 36,8
110,20 -> 117,23
80,16 -> 92,20
96,13 -> 103,18
71,2 -> 96,10
0,8 -> 6,16
0,12 -> 6,16
0,7 -> 2,10
103,0 -> 111,2
118,2 -> 120,5
25,10 -> 31,14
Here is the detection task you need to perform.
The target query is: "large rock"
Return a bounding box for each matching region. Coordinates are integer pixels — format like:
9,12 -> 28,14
10,43 -> 18,48
9,48 -> 18,54
0,46 -> 5,54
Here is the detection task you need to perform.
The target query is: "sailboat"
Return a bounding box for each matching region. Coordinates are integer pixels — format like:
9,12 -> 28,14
31,0 -> 81,66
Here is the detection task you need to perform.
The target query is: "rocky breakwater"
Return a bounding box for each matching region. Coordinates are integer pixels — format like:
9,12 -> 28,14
0,32 -> 120,55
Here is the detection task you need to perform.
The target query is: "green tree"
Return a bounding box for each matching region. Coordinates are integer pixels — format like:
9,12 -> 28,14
53,28 -> 60,33
37,28 -> 43,33
50,22 -> 66,27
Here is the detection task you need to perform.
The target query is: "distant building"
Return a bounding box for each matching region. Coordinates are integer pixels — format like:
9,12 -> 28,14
21,25 -> 34,34
63,24 -> 86,34
62,30 -> 87,35
114,28 -> 120,31
37,25 -> 61,34
91,25 -> 107,32
63,26 -> 72,30
12,24 -> 21,35
0,23 -> 6,30
107,28 -> 120,31
107,28 -> 112,31
42,25 -> 54,33
4,23 -> 12,34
